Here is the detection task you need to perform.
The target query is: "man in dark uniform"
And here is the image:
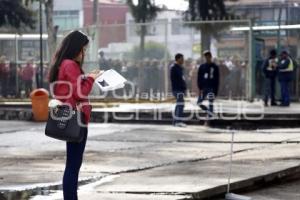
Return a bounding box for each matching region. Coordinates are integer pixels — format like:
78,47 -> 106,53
278,50 -> 294,107
197,50 -> 219,123
262,49 -> 278,106
170,53 -> 187,127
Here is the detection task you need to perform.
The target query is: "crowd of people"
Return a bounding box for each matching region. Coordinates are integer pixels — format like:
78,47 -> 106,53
97,51 -> 248,98
0,50 -> 295,103
98,52 -> 165,94
0,50 -> 249,99
0,55 -> 49,98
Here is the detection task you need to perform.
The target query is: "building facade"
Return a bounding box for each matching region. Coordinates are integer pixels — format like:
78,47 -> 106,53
225,0 -> 300,57
53,0 -> 84,31
83,0 -> 128,48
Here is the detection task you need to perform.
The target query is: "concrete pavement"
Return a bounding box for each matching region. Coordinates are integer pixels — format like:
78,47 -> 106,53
243,179 -> 300,200
0,121 -> 299,199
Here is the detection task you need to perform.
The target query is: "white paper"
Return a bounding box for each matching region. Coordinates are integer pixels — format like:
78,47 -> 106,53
95,69 -> 127,91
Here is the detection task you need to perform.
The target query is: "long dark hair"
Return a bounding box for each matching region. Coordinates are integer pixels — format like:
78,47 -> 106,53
49,30 -> 89,83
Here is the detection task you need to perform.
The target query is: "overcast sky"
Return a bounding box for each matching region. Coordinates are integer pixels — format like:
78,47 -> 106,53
155,0 -> 188,10
131,0 -> 188,10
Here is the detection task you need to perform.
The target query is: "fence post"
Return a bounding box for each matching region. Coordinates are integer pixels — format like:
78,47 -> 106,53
15,34 -> 19,96
163,20 -> 169,100
247,19 -> 255,101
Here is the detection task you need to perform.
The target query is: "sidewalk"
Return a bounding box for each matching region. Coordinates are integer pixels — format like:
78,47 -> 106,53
0,121 -> 299,199
78,144 -> 300,200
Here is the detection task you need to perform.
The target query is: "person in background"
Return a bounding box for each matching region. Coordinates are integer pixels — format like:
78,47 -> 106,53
197,50 -> 219,126
151,59 -> 160,95
227,57 -> 240,97
98,50 -> 109,71
184,58 -> 193,93
189,60 -> 197,97
277,50 -> 294,107
7,61 -> 17,97
21,59 -> 35,97
239,60 -> 247,97
43,64 -> 50,90
217,59 -> 230,97
0,55 -> 10,98
262,49 -> 278,106
170,53 -> 187,127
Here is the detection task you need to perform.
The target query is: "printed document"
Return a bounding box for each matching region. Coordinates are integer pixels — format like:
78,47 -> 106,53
95,69 -> 127,91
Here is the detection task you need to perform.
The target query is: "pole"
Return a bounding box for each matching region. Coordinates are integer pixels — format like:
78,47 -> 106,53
277,6 -> 282,52
164,20 -> 169,101
225,129 -> 252,200
93,0 -> 98,24
39,0 -> 43,88
92,0 -> 99,63
15,35 -> 19,96
227,130 -> 235,193
248,19 -> 254,101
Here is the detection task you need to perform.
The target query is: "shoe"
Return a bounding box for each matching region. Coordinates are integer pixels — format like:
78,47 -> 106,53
271,102 -> 277,106
208,113 -> 218,120
279,104 -> 289,107
199,104 -> 208,111
174,122 -> 187,127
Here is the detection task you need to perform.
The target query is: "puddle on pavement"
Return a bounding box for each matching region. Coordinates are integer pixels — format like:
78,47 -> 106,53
0,176 -> 105,200
0,186 -> 60,200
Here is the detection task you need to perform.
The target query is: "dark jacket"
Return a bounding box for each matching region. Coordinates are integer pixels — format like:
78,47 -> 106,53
197,62 -> 219,95
262,56 -> 278,78
170,63 -> 187,92
277,57 -> 293,82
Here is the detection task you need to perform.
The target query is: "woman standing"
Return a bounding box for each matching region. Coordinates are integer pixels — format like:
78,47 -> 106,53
48,30 -> 101,200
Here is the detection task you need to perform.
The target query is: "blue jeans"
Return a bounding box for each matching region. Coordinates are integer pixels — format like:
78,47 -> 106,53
63,127 -> 87,200
279,80 -> 290,106
173,91 -> 185,124
197,89 -> 215,119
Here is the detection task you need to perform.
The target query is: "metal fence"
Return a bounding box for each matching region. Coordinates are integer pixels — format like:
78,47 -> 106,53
82,20 -> 252,101
1,20 -> 300,101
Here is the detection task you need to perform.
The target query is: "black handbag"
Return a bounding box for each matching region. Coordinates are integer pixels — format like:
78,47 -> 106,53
45,105 -> 84,142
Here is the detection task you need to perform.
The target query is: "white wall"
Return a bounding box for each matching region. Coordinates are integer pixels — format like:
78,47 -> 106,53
54,0 -> 82,11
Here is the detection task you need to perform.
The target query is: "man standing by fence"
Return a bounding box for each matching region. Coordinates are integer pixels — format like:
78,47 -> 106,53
170,53 -> 187,127
197,50 -> 219,126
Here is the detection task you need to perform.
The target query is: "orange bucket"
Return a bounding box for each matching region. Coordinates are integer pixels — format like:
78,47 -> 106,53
30,88 -> 49,121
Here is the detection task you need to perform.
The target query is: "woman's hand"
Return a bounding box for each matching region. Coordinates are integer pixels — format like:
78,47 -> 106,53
88,70 -> 104,80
